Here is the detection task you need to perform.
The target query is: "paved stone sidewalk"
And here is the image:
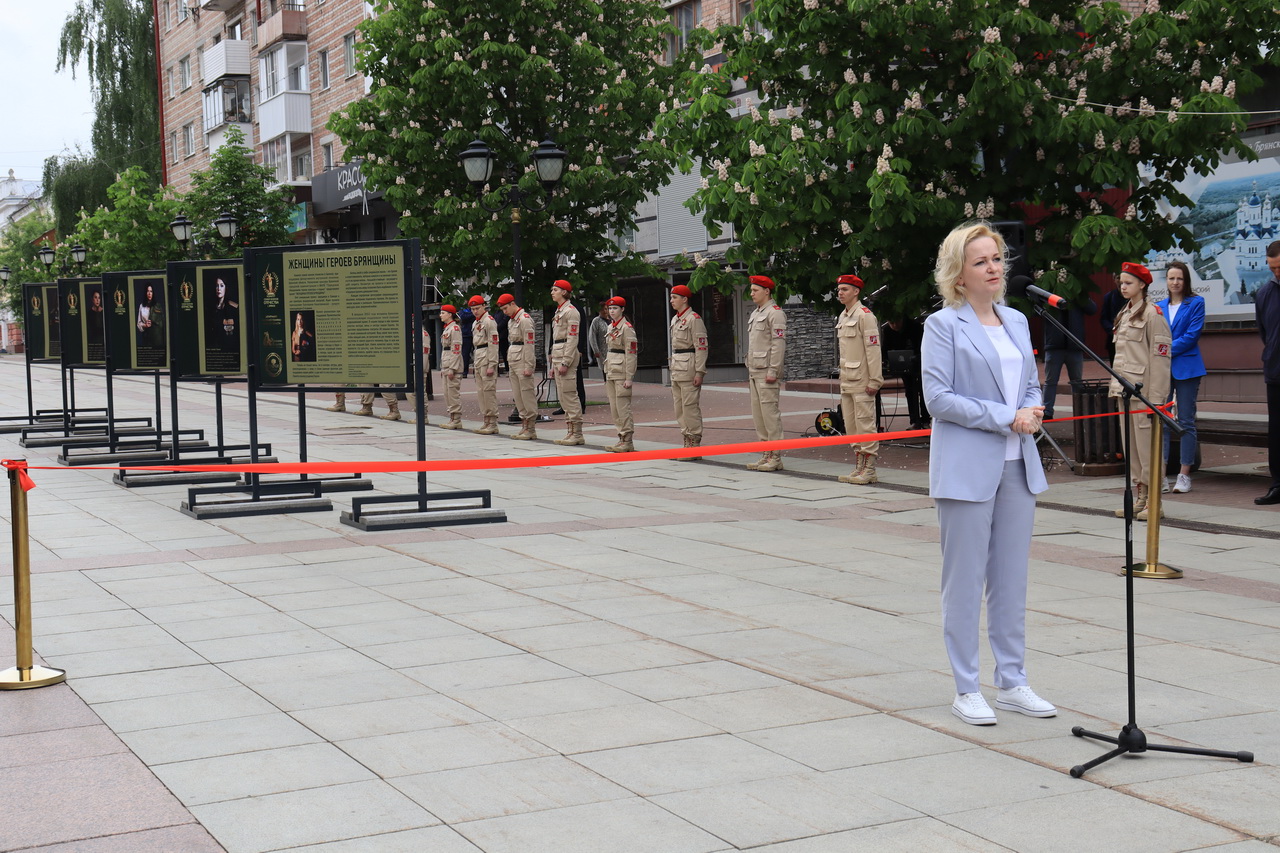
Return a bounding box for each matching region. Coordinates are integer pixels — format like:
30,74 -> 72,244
1,358 -> 1278,852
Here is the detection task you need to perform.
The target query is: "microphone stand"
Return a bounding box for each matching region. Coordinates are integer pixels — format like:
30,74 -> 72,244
1031,297 -> 1253,779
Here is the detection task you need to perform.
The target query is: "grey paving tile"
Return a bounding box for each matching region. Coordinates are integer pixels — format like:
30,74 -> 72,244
746,816 -> 1015,851
598,660 -> 790,702
188,628 -> 345,663
507,702 -> 721,753
43,641 -> 209,678
401,653 -> 579,693
573,734 -> 811,796
160,611 -> 312,643
289,599 -> 437,629
539,638 -> 713,676
740,713 -> 970,771
449,676 -> 645,719
92,686 -> 279,732
651,771 -> 922,848
661,685 -> 873,733
152,742 -> 376,805
454,797 -> 729,853
361,633 -> 524,669
70,664 -> 238,704
290,694 -> 489,741
1122,765 -> 1280,839
946,787 -> 1243,852
119,712 -> 322,765
248,669 -> 430,712
317,614 -> 471,646
34,624 -> 177,656
391,755 -> 632,823
337,722 -> 554,777
190,780 -> 438,853
216,648 -> 383,684
288,826 -> 482,852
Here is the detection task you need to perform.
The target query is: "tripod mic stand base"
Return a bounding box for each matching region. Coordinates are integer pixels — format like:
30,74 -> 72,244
1069,724 -> 1253,779
1125,562 -> 1183,579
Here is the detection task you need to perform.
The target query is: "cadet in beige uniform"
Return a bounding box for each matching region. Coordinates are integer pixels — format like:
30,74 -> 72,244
669,284 -> 709,456
834,274 -> 884,484
438,305 -> 464,428
602,296 -> 638,452
1109,262 -> 1172,519
468,295 -> 501,435
550,280 -> 585,446
498,293 -> 539,440
745,275 -> 787,471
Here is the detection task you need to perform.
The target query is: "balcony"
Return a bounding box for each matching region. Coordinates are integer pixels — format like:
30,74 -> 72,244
258,4 -> 307,50
258,90 -> 312,141
202,0 -> 241,11
204,39 -> 250,81
207,122 -> 254,153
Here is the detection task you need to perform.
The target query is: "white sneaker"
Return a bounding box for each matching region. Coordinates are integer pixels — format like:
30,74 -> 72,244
1161,477 -> 1170,493
1173,474 -> 1192,494
994,685 -> 1057,718
952,692 -> 997,726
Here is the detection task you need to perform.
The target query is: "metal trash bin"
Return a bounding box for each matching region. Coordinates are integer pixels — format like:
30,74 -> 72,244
1072,379 -> 1125,476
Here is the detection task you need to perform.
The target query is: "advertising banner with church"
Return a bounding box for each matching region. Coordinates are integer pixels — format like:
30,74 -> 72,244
1141,131 -> 1280,320
247,239 -> 417,389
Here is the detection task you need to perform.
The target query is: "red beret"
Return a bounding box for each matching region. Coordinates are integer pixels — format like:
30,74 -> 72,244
605,296 -> 626,308
836,274 -> 864,289
496,293 -> 515,306
467,295 -> 486,307
671,284 -> 693,298
552,279 -> 573,292
749,275 -> 775,290
1120,262 -> 1152,285
440,304 -> 458,315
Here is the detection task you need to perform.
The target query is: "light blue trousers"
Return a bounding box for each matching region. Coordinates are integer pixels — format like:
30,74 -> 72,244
937,459 -> 1037,695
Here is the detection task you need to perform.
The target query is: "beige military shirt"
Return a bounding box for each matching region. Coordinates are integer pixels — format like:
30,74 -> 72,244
837,302 -> 883,393
551,302 -> 581,369
746,300 -> 786,379
669,308 -> 708,382
507,309 -> 536,373
1108,300 -> 1171,404
440,321 -> 463,373
604,319 -> 638,381
472,312 -> 499,371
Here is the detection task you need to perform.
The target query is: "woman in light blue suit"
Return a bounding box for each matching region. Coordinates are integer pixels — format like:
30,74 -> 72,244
1156,261 -> 1205,494
921,222 -> 1054,726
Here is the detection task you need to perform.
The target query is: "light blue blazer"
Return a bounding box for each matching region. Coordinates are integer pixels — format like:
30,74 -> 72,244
922,302 -> 1049,502
1154,294 -> 1206,380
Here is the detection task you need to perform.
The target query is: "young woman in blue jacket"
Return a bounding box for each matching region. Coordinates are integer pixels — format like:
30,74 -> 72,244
1156,261 -> 1206,493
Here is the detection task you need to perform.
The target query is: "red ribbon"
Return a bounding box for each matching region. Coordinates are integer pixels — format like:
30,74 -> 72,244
4,404 -> 1175,482
1,459 -> 37,492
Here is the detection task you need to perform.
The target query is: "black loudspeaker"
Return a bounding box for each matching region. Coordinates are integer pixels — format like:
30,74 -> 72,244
992,220 -> 1032,286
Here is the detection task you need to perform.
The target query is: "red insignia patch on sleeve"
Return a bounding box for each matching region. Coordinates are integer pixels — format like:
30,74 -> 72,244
869,334 -> 879,346
526,332 -> 535,344
569,324 -> 578,336
775,328 -> 785,338
1156,343 -> 1170,357
696,337 -> 707,348
1154,305 -> 1164,315
629,341 -> 637,354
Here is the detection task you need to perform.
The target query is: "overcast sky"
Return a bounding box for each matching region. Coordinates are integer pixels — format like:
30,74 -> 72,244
1,1 -> 97,183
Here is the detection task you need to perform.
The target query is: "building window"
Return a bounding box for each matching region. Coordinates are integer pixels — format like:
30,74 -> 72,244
343,33 -> 357,77
177,0 -> 188,22
171,131 -> 178,164
263,52 -> 281,98
292,150 -> 312,181
287,52 -> 308,91
322,142 -> 334,170
737,0 -> 769,36
228,19 -> 243,40
373,217 -> 387,240
318,49 -> 330,89
166,68 -> 175,99
195,47 -> 204,83
161,0 -> 169,31
179,56 -> 191,90
183,124 -> 195,156
668,1 -> 700,63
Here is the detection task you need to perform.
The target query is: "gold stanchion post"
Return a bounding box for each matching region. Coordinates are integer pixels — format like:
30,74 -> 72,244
1128,415 -> 1183,579
1,460 -> 66,689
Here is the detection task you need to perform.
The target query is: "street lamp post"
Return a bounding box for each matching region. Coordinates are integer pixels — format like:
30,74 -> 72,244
170,213 -> 196,258
458,137 -> 568,305
213,211 -> 240,254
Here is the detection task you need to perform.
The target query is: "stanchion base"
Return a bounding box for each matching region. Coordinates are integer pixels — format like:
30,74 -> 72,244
0,665 -> 67,690
1125,562 -> 1184,579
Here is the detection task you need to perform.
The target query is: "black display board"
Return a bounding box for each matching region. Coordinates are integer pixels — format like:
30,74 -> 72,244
247,240 -> 416,389
103,271 -> 168,370
57,278 -> 104,367
22,283 -> 60,362
169,261 -> 248,376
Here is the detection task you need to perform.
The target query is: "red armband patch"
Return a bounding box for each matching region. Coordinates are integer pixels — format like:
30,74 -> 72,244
775,328 -> 785,338
869,334 -> 879,346
629,341 -> 637,354
1156,343 -> 1170,357
569,324 -> 578,336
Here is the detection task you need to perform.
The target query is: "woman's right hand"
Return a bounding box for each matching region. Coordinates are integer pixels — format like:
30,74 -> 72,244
1012,406 -> 1044,434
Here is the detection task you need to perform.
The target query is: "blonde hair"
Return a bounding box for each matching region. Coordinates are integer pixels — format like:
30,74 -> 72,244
934,221 -> 1009,308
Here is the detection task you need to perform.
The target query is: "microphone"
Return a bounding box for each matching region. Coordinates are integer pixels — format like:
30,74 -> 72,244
1025,284 -> 1067,309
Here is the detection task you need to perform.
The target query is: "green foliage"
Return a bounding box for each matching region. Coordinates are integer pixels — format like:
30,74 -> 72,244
660,0 -> 1277,318
68,166 -> 182,274
42,151 -> 115,238
183,126 -> 297,251
0,210 -> 57,320
330,0 -> 693,306
51,0 -> 161,233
